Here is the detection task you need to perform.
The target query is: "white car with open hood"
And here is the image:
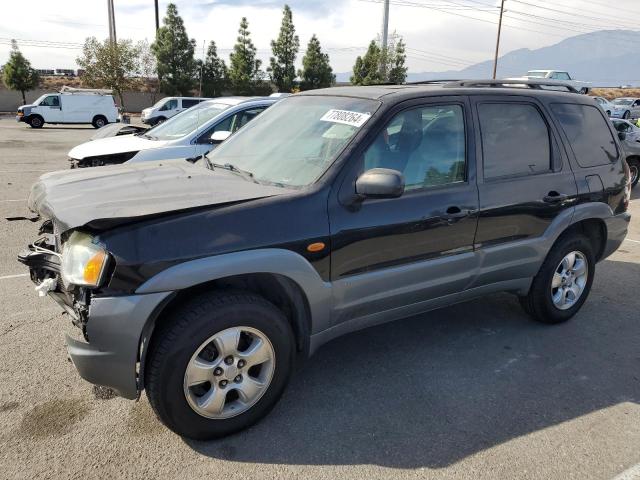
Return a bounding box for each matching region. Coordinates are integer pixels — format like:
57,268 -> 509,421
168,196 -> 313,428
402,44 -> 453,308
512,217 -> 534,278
67,96 -> 278,168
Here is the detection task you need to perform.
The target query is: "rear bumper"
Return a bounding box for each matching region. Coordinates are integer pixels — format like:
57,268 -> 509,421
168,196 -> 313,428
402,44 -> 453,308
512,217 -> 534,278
65,291 -> 173,399
602,212 -> 631,260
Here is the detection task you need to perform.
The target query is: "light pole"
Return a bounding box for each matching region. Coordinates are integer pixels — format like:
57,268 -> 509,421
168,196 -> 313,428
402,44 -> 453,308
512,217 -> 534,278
380,0 -> 390,77
492,0 -> 505,79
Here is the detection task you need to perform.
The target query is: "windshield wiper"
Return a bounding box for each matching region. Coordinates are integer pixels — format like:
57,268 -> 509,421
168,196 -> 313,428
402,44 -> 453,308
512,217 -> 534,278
207,159 -> 259,183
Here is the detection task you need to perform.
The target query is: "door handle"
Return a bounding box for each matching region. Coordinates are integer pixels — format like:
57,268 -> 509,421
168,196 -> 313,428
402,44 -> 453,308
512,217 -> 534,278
543,192 -> 569,203
446,206 -> 462,215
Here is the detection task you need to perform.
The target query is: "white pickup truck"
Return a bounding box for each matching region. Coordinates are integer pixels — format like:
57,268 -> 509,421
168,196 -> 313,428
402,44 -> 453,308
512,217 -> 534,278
509,70 -> 591,94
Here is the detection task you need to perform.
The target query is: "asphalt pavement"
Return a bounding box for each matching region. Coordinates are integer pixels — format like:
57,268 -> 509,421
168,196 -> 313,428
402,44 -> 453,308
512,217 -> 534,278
0,118 -> 639,480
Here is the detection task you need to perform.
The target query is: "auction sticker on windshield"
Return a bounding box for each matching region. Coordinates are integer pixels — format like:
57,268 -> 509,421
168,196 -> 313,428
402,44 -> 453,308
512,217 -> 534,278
320,109 -> 371,128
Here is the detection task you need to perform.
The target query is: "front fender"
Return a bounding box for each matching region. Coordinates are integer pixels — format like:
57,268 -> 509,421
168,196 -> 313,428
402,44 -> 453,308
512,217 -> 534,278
136,248 -> 333,334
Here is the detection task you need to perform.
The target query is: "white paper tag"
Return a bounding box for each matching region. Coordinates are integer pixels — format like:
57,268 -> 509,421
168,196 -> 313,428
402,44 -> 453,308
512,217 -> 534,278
320,109 -> 371,128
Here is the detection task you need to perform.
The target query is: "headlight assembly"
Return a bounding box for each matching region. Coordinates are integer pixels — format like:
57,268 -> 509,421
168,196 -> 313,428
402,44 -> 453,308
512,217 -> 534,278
61,231 -> 110,287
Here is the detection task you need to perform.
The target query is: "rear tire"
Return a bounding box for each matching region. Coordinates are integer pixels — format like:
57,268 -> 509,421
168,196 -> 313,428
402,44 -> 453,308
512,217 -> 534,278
28,116 -> 44,128
145,291 -> 295,440
92,115 -> 107,129
628,159 -> 639,187
519,234 -> 595,324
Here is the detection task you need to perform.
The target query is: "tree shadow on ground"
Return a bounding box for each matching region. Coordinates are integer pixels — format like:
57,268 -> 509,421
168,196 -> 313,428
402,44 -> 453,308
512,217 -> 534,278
186,258 -> 640,469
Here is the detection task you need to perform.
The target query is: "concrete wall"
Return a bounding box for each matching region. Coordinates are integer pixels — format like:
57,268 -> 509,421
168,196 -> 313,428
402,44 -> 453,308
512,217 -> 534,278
0,89 -> 165,113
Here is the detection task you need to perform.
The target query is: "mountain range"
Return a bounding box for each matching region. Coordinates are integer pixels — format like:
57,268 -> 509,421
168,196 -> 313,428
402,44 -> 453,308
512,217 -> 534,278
335,30 -> 640,86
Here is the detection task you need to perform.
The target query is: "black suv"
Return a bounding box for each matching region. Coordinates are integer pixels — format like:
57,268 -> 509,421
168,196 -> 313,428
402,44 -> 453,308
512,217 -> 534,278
19,80 -> 632,439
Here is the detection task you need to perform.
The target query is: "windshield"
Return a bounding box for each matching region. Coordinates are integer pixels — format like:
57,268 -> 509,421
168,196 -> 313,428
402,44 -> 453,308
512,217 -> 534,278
151,98 -> 171,109
208,95 -> 380,187
147,102 -> 230,140
32,94 -> 47,105
526,71 -> 548,78
613,99 -> 633,106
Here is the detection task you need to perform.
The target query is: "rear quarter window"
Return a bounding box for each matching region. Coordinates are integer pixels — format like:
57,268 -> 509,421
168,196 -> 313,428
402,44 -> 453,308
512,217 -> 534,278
550,103 -> 618,168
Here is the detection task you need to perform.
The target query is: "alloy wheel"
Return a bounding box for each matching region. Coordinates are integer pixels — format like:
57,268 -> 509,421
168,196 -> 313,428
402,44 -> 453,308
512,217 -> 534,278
551,251 -> 588,310
183,326 -> 275,419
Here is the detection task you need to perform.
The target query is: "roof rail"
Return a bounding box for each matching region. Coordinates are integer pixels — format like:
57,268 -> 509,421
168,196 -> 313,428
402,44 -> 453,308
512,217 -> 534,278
58,85 -> 113,95
444,79 -> 579,93
405,79 -> 461,85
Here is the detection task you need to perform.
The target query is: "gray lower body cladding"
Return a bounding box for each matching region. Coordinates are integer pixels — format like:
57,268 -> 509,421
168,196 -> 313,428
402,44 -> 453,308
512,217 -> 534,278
65,291 -> 172,399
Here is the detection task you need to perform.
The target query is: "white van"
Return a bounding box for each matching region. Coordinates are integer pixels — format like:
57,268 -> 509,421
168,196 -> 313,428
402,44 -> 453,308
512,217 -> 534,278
16,86 -> 118,129
140,97 -> 209,126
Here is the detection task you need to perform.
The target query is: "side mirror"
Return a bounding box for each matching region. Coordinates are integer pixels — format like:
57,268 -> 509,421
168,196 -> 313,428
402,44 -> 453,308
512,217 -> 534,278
618,131 -> 627,141
355,168 -> 405,199
210,130 -> 231,144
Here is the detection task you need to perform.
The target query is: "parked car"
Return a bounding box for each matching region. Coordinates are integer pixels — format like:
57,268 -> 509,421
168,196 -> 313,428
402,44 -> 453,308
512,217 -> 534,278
89,123 -> 149,141
67,97 -> 277,168
141,97 -> 210,126
593,96 -> 614,116
610,97 -> 640,120
509,70 -> 591,94
18,81 -> 631,439
16,86 -> 118,129
611,119 -> 640,187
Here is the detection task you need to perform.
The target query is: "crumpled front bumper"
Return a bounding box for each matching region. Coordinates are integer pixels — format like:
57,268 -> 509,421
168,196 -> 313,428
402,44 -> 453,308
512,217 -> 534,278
66,291 -> 173,399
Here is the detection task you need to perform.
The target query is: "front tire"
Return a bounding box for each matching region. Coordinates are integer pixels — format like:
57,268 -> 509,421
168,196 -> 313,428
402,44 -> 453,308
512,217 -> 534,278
520,234 -> 595,324
28,116 -> 44,128
145,291 -> 295,440
623,111 -> 631,119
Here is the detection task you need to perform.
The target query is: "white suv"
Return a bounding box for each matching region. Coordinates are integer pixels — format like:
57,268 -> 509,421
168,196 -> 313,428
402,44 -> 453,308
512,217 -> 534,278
141,97 -> 209,126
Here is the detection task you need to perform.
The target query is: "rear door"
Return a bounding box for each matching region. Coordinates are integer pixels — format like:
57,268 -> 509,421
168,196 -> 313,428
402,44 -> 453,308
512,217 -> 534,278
469,95 -> 578,288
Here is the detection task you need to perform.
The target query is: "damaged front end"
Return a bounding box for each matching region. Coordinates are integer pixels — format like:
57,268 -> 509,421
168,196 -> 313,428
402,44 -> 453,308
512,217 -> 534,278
17,219 -> 108,340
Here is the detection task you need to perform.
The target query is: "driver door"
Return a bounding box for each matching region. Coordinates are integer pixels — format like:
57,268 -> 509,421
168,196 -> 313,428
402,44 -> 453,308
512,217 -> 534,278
39,95 -> 63,122
328,97 -> 479,326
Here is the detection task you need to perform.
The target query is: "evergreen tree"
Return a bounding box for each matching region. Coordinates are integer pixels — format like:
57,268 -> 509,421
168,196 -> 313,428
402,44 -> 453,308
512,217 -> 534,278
201,41 -> 227,97
2,40 -> 39,105
268,5 -> 299,92
76,37 -> 138,108
151,3 -> 196,95
351,34 -> 408,85
351,41 -> 383,86
298,35 -> 334,91
228,17 -> 263,95
386,36 -> 408,84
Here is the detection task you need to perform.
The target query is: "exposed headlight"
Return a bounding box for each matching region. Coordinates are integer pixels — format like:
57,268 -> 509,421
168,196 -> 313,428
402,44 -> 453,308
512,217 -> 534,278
61,231 -> 110,287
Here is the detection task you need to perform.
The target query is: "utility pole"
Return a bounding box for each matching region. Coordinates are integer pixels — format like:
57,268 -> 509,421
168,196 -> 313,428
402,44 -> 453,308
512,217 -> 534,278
492,0 -> 505,79
380,0 -> 390,76
154,0 -> 160,33
107,0 -> 117,44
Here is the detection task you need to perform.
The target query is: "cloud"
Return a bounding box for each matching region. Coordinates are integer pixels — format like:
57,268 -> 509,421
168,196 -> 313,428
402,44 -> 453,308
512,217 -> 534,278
2,0 -> 639,76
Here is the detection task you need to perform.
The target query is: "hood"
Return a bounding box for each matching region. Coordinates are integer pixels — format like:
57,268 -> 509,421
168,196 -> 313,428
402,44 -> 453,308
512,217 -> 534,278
28,160 -> 290,232
68,134 -> 168,160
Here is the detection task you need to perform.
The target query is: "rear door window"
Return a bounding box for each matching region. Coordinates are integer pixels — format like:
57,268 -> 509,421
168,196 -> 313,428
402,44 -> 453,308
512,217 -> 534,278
182,99 -> 200,109
478,103 -> 551,179
550,103 -> 618,167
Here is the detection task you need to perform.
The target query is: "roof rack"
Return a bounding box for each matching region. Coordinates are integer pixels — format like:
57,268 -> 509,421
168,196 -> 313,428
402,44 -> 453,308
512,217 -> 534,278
58,85 -> 113,95
443,79 -> 579,93
405,79 -> 461,85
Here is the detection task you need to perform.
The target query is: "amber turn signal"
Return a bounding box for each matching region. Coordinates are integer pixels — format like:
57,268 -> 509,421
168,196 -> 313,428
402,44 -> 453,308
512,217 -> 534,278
306,242 -> 325,253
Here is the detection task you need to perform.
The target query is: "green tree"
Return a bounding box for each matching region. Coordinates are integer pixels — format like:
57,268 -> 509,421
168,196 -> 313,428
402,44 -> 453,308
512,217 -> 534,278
135,39 -> 159,103
386,35 -> 408,84
268,4 -> 299,92
2,40 -> 39,105
152,3 -> 197,95
351,34 -> 408,85
76,37 -> 139,108
298,35 -> 334,91
351,40 -> 383,86
200,41 -> 227,97
228,17 -> 264,95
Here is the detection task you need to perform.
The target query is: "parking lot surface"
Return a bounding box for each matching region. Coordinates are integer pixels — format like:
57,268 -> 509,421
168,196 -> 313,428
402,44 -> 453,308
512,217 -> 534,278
0,118 -> 639,480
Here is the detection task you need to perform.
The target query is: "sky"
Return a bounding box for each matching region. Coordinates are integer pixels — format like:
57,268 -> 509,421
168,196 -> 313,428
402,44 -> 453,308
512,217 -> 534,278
1,0 -> 639,74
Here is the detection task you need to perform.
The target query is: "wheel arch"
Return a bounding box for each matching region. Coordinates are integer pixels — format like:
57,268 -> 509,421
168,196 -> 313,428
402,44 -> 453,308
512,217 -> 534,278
135,249 -> 331,393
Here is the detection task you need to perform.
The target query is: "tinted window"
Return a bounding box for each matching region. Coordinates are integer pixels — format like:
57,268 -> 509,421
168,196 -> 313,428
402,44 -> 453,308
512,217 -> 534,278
182,99 -> 200,108
478,103 -> 551,179
364,104 -> 466,190
551,103 -> 618,167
